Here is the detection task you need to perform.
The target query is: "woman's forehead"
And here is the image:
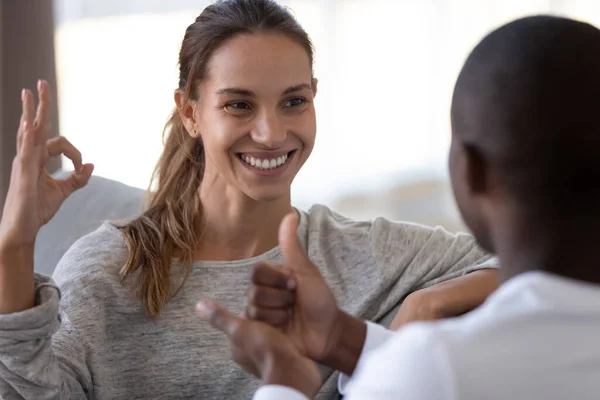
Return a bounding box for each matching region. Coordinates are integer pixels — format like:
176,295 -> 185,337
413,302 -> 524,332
203,33 -> 312,94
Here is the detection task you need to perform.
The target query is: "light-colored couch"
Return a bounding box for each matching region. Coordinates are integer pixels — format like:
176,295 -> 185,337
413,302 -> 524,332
34,174 -> 145,275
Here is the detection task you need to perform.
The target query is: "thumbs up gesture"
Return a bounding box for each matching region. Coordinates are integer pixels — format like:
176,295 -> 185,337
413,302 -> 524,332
246,213 -> 363,370
198,212 -> 367,385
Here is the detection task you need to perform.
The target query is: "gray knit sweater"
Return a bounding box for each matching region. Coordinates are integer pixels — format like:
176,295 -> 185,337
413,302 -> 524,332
0,205 -> 496,399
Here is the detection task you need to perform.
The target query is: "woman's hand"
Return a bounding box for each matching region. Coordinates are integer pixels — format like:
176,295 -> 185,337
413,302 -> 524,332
0,80 -> 93,249
0,80 -> 93,314
197,299 -> 321,399
389,290 -> 445,330
390,269 -> 500,330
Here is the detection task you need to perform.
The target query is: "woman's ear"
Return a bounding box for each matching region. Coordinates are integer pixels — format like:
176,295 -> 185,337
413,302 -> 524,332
174,89 -> 201,139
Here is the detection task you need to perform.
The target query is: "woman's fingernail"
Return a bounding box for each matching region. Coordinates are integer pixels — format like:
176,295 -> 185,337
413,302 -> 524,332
23,121 -> 28,131
37,79 -> 42,91
21,89 -> 26,101
287,279 -> 296,290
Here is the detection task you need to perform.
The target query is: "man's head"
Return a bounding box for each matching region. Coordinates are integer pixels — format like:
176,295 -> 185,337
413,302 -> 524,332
449,16 -> 600,258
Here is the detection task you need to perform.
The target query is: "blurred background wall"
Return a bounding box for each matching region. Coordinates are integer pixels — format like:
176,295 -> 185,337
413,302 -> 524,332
0,0 -> 61,213
2,0 -> 599,231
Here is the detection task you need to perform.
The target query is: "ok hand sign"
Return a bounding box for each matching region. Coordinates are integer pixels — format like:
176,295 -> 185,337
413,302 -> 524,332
0,80 -> 93,249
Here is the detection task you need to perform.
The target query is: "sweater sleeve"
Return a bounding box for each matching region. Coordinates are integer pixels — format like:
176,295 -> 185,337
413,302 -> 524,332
0,273 -> 92,400
370,218 -> 498,292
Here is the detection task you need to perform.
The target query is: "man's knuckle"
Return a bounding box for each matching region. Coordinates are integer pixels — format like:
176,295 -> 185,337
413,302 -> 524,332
248,286 -> 258,302
245,306 -> 258,319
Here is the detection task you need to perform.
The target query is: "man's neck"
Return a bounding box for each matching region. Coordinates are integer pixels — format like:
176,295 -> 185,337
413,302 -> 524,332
493,214 -> 600,285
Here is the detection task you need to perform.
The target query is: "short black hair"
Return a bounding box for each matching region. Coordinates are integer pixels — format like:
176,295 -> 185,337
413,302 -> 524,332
451,15 -> 600,221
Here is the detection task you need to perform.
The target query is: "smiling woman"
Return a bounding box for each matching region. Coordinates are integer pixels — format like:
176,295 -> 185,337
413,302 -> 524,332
118,21 -> 320,313
180,32 -> 317,202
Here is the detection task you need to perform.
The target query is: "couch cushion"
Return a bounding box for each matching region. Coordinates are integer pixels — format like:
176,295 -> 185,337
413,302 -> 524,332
34,173 -> 145,275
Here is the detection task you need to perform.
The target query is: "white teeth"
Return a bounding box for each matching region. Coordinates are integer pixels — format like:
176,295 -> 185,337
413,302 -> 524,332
239,153 -> 291,170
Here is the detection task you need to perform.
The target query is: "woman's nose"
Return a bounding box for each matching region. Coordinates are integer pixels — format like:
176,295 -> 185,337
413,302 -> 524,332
250,111 -> 287,148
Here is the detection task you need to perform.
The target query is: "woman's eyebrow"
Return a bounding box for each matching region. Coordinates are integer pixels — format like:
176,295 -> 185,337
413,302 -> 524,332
282,83 -> 312,95
215,83 -> 312,97
215,87 -> 255,97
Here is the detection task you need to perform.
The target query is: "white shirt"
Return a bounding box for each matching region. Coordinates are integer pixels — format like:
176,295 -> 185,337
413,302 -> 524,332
253,271 -> 600,399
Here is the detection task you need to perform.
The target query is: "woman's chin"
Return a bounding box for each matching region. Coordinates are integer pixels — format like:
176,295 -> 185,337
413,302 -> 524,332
243,186 -> 291,203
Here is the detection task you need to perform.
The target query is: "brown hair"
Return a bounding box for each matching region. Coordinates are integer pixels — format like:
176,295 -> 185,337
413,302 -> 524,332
119,0 -> 314,318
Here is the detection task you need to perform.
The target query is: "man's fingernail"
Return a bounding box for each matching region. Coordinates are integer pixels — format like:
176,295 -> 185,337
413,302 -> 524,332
21,89 -> 26,101
287,279 -> 296,290
196,300 -> 213,318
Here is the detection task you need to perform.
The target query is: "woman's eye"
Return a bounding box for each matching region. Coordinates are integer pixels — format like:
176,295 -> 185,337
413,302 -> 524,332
283,97 -> 306,108
225,102 -> 252,111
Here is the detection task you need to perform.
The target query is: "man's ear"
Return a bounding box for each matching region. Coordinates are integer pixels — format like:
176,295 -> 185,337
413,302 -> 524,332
311,78 -> 318,98
174,89 -> 201,139
463,143 -> 489,196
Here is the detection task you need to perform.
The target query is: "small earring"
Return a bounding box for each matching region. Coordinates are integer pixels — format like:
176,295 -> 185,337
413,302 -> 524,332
192,129 -> 197,136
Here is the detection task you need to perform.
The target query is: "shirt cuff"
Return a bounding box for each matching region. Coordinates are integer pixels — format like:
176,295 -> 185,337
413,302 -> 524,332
0,273 -> 61,343
253,385 -> 309,400
337,321 -> 395,395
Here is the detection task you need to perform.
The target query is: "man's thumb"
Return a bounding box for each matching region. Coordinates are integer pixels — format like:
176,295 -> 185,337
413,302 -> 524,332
279,212 -> 317,274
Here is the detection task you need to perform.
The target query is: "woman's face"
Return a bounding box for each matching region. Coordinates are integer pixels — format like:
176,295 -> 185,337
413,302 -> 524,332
185,32 -> 316,202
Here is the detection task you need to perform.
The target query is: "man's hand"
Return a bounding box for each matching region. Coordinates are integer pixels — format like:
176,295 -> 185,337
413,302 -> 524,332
245,213 -> 367,375
196,299 -> 321,398
247,213 -> 341,361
